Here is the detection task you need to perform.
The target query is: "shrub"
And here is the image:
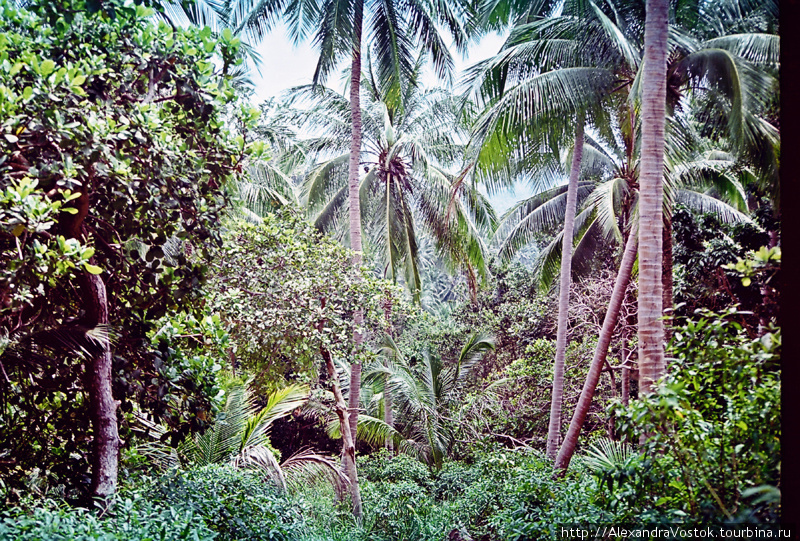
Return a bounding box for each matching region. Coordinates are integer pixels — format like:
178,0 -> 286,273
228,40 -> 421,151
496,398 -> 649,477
611,308 -> 781,522
146,464 -> 304,540
0,495 -> 216,540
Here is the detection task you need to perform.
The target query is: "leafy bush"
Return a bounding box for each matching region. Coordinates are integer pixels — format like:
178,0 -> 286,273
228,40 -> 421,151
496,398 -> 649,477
611,308 -> 781,522
298,448 -> 631,541
146,464 -> 304,540
359,450 -> 433,488
0,496 -> 216,540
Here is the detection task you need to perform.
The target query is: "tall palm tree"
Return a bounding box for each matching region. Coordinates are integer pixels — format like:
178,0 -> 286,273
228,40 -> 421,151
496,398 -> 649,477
636,0 -> 668,427
307,3 -> 470,517
464,0 -> 635,459
292,73 -> 496,304
469,0 -> 776,461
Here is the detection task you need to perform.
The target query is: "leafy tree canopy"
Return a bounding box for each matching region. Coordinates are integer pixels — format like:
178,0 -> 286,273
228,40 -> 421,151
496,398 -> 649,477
0,0 -> 254,498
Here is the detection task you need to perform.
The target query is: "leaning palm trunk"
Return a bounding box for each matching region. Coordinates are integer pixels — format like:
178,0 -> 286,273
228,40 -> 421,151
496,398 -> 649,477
555,230 -> 638,472
322,348 -> 359,512
638,0 -> 668,396
343,0 -> 365,520
546,117 -> 584,459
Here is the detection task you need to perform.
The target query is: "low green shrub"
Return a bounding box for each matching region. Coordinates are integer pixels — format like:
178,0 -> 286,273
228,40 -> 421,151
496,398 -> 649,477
0,495 -> 216,540
611,308 -> 781,522
146,464 -> 304,540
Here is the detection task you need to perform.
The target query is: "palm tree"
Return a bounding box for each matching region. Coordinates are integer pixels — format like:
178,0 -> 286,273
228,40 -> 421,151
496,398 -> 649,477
306,3 -> 471,516
292,74 -> 496,304
136,383 -> 348,494
464,0 -> 636,459
343,331 -> 495,469
469,0 -> 776,462
638,0 -> 668,396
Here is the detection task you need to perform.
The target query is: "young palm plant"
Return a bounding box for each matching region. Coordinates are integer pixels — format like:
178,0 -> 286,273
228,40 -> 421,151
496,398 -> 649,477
136,383 -> 348,495
359,332 -> 495,469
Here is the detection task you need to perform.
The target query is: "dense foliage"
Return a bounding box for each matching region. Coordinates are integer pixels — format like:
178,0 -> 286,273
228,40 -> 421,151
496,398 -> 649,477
0,0 -> 781,534
0,0 -> 246,499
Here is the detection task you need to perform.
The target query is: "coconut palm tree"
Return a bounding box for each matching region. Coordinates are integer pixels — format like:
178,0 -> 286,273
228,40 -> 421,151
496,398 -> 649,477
464,0 -> 637,459
328,331 -> 495,469
468,0 -> 777,461
637,0 -> 669,407
291,69 -> 496,305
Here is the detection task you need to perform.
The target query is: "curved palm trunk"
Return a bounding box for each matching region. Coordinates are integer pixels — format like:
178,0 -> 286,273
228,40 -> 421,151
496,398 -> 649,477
321,347 -> 360,514
554,231 -> 638,472
343,0 -> 365,520
638,0 -> 668,397
545,118 -> 584,459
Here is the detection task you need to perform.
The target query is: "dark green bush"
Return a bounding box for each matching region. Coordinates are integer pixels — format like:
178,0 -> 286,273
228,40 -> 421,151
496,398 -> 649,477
0,495 -> 216,540
611,308 -> 781,522
359,450 -> 434,488
147,464 -> 304,541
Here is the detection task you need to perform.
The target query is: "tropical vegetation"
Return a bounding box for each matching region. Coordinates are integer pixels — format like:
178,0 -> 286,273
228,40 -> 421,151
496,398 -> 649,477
0,0 -> 782,537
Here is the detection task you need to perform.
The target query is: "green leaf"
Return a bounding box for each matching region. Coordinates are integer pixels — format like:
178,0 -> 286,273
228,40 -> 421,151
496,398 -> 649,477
23,86 -> 32,100
222,28 -> 232,41
84,263 -> 103,275
40,59 -> 55,77
741,277 -> 751,287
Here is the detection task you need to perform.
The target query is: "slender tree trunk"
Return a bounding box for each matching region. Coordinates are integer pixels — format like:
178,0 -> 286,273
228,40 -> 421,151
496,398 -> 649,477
84,273 -> 120,501
638,0 -> 669,397
384,376 -> 394,453
343,0 -> 365,520
382,290 -> 395,453
546,117 -> 584,459
662,210 -> 673,341
555,231 -> 638,472
321,347 -> 360,515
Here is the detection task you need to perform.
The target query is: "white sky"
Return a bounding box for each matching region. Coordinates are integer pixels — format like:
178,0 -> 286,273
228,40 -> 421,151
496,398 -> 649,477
245,26 -> 535,214
248,25 -> 509,103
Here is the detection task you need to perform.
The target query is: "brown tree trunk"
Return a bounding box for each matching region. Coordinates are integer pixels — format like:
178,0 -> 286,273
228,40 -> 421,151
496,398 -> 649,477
662,211 -> 673,341
555,231 -> 638,472
343,0 -> 365,520
546,117 -> 584,459
322,347 -> 360,515
84,272 -> 120,501
384,376 -> 394,453
637,0 -> 669,397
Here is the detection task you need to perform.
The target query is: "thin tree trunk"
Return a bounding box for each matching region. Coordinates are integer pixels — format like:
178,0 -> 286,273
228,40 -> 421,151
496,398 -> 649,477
546,117 -> 584,459
384,376 -> 394,453
638,0 -> 668,397
662,210 -> 673,341
321,347 -> 360,514
343,0 -> 365,520
84,273 -> 120,501
555,231 -> 638,472
605,362 -> 617,439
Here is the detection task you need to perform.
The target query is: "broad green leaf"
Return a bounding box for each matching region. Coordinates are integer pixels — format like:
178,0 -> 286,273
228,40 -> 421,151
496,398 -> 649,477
84,263 -> 104,275
40,59 -> 55,77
